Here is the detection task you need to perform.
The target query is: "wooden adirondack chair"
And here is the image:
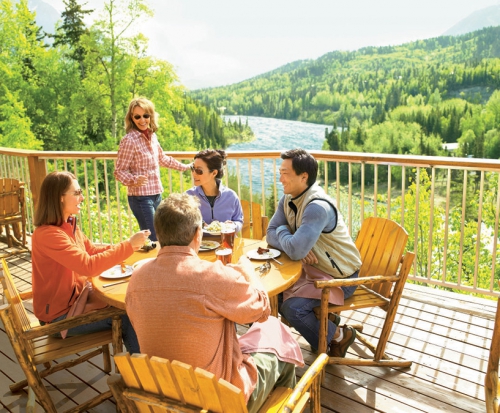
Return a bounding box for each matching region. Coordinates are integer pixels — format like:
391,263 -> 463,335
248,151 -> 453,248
314,217 -> 415,367
0,258 -> 125,413
0,178 -> 27,252
485,284 -> 500,413
108,352 -> 329,413
242,200 -> 268,240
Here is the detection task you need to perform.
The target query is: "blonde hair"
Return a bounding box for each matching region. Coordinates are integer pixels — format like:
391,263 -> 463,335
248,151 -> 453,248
124,97 -> 159,133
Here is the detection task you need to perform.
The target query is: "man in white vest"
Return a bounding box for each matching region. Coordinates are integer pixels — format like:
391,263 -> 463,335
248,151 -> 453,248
266,148 -> 362,357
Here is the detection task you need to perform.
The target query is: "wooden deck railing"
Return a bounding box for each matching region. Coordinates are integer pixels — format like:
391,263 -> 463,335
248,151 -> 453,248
1,147 -> 499,298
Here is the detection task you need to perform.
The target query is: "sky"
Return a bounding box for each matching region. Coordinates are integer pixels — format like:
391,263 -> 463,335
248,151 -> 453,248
42,0 -> 500,90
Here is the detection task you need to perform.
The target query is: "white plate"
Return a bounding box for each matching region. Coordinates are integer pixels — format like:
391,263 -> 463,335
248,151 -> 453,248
100,264 -> 133,279
203,229 -> 221,236
132,258 -> 155,269
200,240 -> 220,251
203,221 -> 222,235
247,248 -> 281,260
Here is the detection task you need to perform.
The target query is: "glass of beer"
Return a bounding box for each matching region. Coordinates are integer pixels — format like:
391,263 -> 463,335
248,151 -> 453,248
221,223 -> 236,249
216,248 -> 233,265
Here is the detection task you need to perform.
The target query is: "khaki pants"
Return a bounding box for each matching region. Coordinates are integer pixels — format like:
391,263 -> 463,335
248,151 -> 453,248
246,352 -> 296,413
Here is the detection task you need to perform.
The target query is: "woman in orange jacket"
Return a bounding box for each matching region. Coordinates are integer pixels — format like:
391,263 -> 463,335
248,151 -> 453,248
31,171 -> 149,353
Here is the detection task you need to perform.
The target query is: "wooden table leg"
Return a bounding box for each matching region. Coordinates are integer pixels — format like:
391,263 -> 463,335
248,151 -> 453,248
269,295 -> 278,318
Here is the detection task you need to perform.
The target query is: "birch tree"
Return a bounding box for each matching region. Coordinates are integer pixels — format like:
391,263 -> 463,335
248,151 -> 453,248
86,0 -> 153,142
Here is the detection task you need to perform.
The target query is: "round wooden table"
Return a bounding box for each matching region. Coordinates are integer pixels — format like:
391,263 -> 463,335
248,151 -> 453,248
92,237 -> 302,317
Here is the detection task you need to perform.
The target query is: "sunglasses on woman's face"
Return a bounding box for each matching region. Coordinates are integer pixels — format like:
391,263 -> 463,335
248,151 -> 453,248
190,165 -> 211,176
133,114 -> 151,120
65,188 -> 83,196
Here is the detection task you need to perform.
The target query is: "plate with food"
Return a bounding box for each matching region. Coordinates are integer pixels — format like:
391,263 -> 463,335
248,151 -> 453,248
203,221 -> 222,236
100,264 -> 133,279
247,247 -> 281,260
132,258 -> 155,269
200,240 -> 220,251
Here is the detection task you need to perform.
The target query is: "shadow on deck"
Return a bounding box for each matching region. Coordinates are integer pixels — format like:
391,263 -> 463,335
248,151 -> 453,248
0,247 -> 493,412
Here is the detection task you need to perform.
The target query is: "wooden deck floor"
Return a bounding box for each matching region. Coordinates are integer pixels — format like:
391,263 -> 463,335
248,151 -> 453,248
0,248 -> 494,412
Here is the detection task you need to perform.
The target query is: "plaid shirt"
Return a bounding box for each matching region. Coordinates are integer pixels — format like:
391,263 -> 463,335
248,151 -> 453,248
114,129 -> 189,196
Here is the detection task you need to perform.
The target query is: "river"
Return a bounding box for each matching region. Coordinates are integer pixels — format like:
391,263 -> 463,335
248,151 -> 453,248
225,116 -> 332,198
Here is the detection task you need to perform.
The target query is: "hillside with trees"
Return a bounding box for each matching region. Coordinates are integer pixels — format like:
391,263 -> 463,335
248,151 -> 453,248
192,26 -> 500,160
0,0 -> 252,152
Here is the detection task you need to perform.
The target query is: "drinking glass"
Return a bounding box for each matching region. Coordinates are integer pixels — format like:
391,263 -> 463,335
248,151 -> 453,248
216,248 -> 233,265
220,223 -> 236,249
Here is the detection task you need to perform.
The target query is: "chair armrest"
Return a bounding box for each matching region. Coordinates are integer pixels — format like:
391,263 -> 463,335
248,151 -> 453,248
24,306 -> 125,340
283,353 -> 329,411
485,369 -> 499,389
19,290 -> 33,300
314,274 -> 400,289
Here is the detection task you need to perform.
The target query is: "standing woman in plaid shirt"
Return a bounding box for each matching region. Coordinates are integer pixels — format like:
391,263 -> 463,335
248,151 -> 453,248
114,97 -> 190,241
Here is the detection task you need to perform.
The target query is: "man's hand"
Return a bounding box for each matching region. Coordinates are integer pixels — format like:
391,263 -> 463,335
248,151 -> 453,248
237,256 -> 256,282
301,250 -> 318,265
236,256 -> 266,288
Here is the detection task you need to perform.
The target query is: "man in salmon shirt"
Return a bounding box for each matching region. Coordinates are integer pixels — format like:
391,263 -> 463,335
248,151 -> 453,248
126,193 -> 303,413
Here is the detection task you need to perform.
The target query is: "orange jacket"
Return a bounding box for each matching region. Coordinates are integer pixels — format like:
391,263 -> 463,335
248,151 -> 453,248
32,218 -> 133,322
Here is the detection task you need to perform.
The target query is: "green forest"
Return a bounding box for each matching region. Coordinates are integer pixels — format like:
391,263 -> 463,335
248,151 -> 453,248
0,0 -> 252,153
193,26 -> 500,160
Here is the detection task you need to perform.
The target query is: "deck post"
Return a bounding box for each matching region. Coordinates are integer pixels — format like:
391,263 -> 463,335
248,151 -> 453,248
27,155 -> 47,211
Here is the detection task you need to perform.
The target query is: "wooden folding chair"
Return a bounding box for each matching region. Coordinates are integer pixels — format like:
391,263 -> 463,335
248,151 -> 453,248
242,200 -> 268,240
108,352 -> 329,413
0,258 -> 125,413
314,217 -> 415,367
485,283 -> 500,413
0,178 -> 27,252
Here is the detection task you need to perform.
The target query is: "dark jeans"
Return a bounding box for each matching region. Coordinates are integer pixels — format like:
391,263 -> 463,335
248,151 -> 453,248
43,313 -> 140,353
279,270 -> 359,351
128,194 -> 161,241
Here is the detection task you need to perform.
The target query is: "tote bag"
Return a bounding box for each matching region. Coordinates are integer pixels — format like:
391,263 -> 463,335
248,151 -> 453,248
61,281 -> 108,339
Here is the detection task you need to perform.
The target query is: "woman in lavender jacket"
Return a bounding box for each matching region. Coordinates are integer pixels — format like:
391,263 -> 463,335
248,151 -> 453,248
186,149 -> 243,233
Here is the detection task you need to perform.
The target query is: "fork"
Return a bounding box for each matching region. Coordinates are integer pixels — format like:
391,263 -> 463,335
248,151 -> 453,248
269,256 -> 283,265
103,279 -> 130,288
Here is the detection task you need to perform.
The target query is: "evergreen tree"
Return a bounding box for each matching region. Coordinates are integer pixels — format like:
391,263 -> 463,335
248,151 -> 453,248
325,126 -> 340,151
19,5 -> 45,82
475,131 -> 485,159
51,0 -> 94,72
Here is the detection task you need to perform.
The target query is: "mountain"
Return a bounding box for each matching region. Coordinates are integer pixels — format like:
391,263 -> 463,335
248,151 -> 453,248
443,4 -> 500,36
192,26 -> 500,122
28,0 -> 60,36
190,26 -> 500,159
